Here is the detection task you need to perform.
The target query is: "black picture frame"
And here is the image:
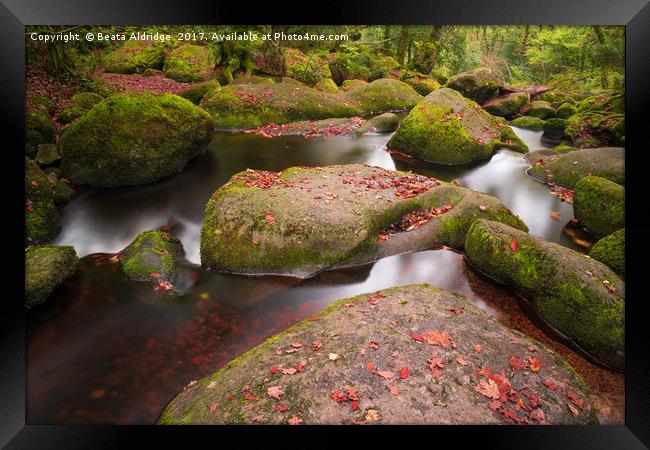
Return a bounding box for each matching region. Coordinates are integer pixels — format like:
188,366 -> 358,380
3,0 -> 649,447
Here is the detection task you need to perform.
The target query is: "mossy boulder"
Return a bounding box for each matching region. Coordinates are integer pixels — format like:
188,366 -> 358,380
199,79 -> 421,129
387,88 -> 527,165
525,101 -> 555,120
542,118 -> 567,142
25,245 -> 78,308
446,68 -> 501,104
556,102 -> 578,119
340,79 -> 368,92
25,158 -> 60,244
35,144 -> 60,166
26,109 -> 55,151
60,92 -> 214,187
430,69 -> 448,85
510,116 -> 545,131
59,92 -> 104,124
483,92 -> 528,118
573,176 -> 624,238
158,284 -> 594,425
178,80 -> 221,105
314,78 -> 339,93
465,219 -> 624,370
355,113 -> 399,135
120,230 -> 184,282
403,75 -> 441,96
527,147 -> 624,189
103,39 -> 166,74
163,44 -> 215,83
328,49 -> 399,85
589,229 -> 624,277
200,164 -> 527,278
284,48 -> 331,86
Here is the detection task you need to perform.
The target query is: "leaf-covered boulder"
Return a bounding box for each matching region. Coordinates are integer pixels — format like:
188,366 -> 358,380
525,100 -> 555,119
483,92 -> 528,118
387,88 -> 527,164
158,284 -> 595,425
25,158 -> 60,244
60,92 -> 214,187
465,219 -> 624,370
120,230 -> 184,282
510,116 -> 545,130
103,39 -> 166,74
589,229 -> 625,277
573,176 -> 624,238
200,164 -> 527,278
446,68 -> 501,103
527,147 -> 624,189
163,44 -> 215,82
355,113 -> 400,135
25,245 -> 78,308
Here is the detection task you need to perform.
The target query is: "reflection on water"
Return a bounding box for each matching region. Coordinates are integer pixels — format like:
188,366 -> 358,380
32,124 -> 590,424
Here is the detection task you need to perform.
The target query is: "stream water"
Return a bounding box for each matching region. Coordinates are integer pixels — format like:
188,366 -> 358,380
28,125 -> 597,424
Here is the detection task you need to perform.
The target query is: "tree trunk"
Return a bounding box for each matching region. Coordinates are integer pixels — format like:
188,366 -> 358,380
412,26 -> 444,73
383,25 -> 391,53
519,26 -> 529,64
396,25 -> 409,65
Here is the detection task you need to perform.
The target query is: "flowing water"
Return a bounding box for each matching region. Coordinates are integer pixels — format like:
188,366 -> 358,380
28,125 -> 598,423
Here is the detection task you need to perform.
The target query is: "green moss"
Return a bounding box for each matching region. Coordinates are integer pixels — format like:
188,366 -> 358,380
35,144 -> 60,166
60,92 -> 215,186
284,48 -> 331,86
573,176 -> 624,237
542,118 -> 567,140
430,69 -> 448,85
120,230 -> 184,282
446,68 -> 501,103
340,79 -> 368,91
589,229 -> 624,277
178,80 -> 221,104
565,111 -> 624,148
348,79 -> 422,112
314,78 -> 339,93
328,48 -> 398,85
26,109 -> 55,148
72,92 -> 103,109
58,106 -> 84,124
53,180 -> 77,205
526,100 -> 555,119
31,95 -> 55,114
25,245 -> 78,308
510,116 -> 545,130
553,143 -> 577,154
103,39 -> 166,74
402,75 -> 441,96
163,44 -> 215,82
25,158 -> 60,244
355,112 -> 399,135
483,92 -> 528,117
556,102 -> 577,119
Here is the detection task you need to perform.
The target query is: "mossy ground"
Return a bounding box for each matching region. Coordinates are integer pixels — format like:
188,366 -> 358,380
25,245 -> 78,308
465,219 -> 624,370
573,176 -> 624,237
60,92 -> 215,186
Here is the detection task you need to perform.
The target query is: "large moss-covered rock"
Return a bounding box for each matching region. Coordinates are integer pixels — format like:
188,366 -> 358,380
446,68 -> 501,104
158,284 -> 595,425
340,79 -> 368,92
314,78 -> 339,93
527,147 -> 624,189
355,113 -> 399,135
284,48 -> 331,86
199,79 -> 421,129
430,69 -> 448,85
510,116 -> 545,130
163,44 -> 215,82
402,74 -> 441,96
200,164 -> 527,277
556,102 -> 577,119
573,176 -> 624,237
103,39 -> 166,74
387,88 -> 527,164
465,219 -> 624,370
177,80 -> 221,105
483,92 -> 528,118
120,230 -> 184,282
328,48 -> 399,85
565,91 -> 625,148
589,229 -> 624,277
60,92 -> 214,187
525,100 -> 555,119
59,92 -> 104,124
25,158 -> 60,244
25,245 -> 78,308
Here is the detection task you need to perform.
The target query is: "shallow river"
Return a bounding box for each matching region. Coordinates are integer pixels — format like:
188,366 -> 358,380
28,126 -> 594,423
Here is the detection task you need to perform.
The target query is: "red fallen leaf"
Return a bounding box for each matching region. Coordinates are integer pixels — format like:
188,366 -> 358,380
543,380 -> 557,391
377,370 -> 395,379
604,282 -> 618,294
529,357 -> 542,372
312,341 -> 322,351
226,394 -> 233,401
567,403 -> 580,416
270,367 -> 280,374
509,356 -> 526,371
565,389 -> 584,410
347,387 -> 359,401
399,367 -> 410,379
288,415 -> 303,425
191,356 -> 203,366
281,367 -> 297,375
296,360 -> 307,372
529,408 -> 546,422
369,341 -> 380,350
210,403 -> 217,413
456,356 -> 468,366
389,385 -> 400,395
291,342 -> 303,348
275,403 -> 288,412
424,330 -> 453,347
351,400 -> 359,411
159,226 -> 170,231
475,378 -> 501,400
149,272 -> 161,278
265,210 -> 274,226
252,239 -> 259,245
410,333 -> 425,343
474,344 -> 482,353
550,211 -> 561,220
244,392 -> 257,401
267,386 -> 284,400
307,316 -> 320,322
366,361 -> 375,372
367,293 -> 385,305
331,391 -> 348,403
447,306 -> 464,315
343,303 -> 355,308
488,400 -> 502,410
510,239 -> 518,251
529,393 -> 540,408
390,320 -> 398,326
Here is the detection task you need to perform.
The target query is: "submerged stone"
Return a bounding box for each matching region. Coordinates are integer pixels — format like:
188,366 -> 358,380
465,219 -> 624,370
387,88 -> 527,164
199,164 -> 527,278
157,284 -> 595,425
120,230 -> 185,282
25,245 -> 78,308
